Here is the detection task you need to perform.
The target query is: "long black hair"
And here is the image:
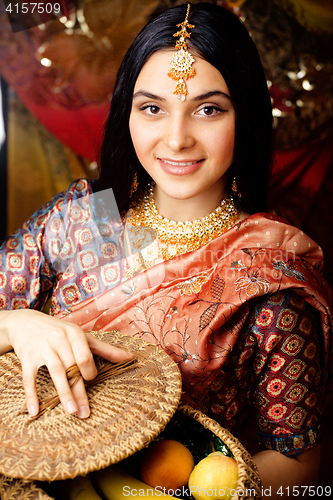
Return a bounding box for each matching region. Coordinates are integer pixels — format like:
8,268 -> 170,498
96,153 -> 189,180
96,2 -> 273,214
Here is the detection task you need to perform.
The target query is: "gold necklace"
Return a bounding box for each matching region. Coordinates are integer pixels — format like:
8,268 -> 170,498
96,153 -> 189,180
127,186 -> 240,261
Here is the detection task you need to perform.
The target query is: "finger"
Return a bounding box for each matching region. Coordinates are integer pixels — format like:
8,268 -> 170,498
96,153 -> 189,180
52,333 -> 92,417
87,334 -> 135,364
21,364 -> 39,417
45,324 -> 93,416
71,376 -> 90,419
67,329 -> 98,382
47,353 -> 79,415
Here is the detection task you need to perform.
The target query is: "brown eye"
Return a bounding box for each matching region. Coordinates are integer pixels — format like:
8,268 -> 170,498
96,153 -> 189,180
149,106 -> 160,114
203,106 -> 214,115
197,105 -> 224,116
139,104 -> 162,115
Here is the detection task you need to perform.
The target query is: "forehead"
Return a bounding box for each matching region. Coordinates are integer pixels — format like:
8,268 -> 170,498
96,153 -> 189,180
133,50 -> 230,96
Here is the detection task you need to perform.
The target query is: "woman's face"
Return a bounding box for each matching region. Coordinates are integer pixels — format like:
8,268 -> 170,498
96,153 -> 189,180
129,50 -> 235,219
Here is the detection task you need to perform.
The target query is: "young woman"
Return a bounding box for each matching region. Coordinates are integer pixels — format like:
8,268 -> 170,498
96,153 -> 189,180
0,3 -> 332,495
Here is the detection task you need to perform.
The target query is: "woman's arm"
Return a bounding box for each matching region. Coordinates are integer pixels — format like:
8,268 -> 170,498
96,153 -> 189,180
238,290 -> 325,498
0,309 -> 133,419
253,445 -> 321,499
0,180 -> 134,417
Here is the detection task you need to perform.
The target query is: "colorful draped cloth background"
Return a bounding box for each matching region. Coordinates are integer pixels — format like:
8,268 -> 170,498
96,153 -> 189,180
0,0 -> 333,283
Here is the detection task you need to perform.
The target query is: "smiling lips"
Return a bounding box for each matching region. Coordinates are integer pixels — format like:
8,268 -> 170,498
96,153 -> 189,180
158,158 -> 203,175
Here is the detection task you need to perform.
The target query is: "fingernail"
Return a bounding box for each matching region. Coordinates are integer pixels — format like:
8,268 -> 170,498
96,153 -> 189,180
28,405 -> 37,417
77,405 -> 90,419
66,401 -> 77,414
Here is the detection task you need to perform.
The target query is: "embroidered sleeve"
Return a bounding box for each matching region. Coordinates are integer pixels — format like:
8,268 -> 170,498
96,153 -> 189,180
0,179 -> 92,311
249,290 -> 322,456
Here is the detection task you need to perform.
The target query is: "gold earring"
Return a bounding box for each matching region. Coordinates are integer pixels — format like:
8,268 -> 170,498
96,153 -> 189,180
130,172 -> 138,196
232,176 -> 242,200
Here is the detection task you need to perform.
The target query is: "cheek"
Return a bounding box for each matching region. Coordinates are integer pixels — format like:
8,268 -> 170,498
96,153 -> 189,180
221,121 -> 235,157
222,128 -> 235,157
129,117 -> 155,161
206,123 -> 235,162
129,116 -> 141,155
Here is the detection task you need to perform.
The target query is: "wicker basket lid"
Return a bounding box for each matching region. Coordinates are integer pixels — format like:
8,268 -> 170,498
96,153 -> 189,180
0,331 -> 182,482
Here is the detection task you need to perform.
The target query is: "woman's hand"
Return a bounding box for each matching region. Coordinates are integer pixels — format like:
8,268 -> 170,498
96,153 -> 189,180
0,309 -> 134,419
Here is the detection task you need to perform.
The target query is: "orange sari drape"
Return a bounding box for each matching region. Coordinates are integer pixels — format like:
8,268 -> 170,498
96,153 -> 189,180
57,213 -> 333,408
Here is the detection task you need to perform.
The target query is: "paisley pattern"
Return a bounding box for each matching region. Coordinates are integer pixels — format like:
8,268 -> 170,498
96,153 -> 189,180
0,179 -> 332,457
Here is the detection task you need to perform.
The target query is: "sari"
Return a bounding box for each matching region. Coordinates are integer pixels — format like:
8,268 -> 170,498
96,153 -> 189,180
1,179 -> 332,455
56,196 -> 332,454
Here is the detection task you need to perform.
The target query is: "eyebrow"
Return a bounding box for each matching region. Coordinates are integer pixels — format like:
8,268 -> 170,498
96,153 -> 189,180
132,90 -> 231,101
132,91 -> 166,101
192,90 -> 231,101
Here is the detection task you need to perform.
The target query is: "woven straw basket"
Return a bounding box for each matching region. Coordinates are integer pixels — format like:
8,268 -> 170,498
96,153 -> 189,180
0,331 -> 261,499
0,331 -> 182,497
0,476 -> 53,500
174,405 -> 262,500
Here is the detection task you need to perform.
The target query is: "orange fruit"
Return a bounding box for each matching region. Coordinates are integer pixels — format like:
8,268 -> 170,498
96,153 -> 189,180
140,439 -> 194,491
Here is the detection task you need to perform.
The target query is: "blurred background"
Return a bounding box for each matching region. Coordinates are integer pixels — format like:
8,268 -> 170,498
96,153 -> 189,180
0,0 -> 332,287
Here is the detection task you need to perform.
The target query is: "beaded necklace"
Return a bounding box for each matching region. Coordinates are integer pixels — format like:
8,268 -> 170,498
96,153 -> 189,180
127,186 -> 240,261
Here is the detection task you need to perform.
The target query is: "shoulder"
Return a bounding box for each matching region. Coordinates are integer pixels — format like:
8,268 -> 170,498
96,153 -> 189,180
231,212 -> 324,273
57,179 -> 94,208
31,178 -> 93,220
65,178 -> 93,198
1,179 -> 94,252
236,211 -> 305,235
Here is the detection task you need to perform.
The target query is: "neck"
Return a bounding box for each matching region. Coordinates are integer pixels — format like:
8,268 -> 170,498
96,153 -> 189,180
154,185 -> 230,222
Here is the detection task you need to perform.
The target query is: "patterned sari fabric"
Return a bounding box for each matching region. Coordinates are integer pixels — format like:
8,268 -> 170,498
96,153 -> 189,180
0,179 -> 332,456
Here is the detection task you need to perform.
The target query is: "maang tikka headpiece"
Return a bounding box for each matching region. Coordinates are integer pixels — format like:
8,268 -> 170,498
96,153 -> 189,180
168,3 -> 195,101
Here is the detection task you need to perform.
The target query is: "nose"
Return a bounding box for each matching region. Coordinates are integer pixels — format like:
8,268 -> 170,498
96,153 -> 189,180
163,113 -> 195,152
